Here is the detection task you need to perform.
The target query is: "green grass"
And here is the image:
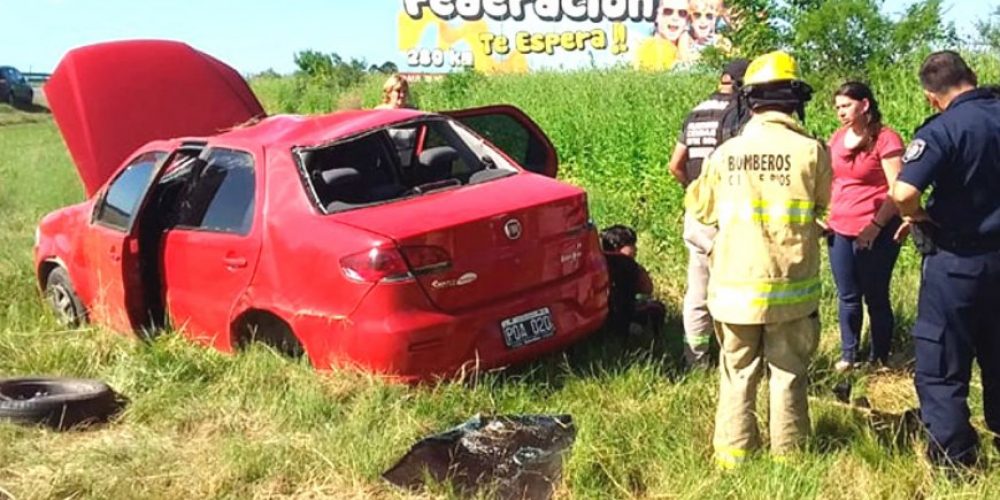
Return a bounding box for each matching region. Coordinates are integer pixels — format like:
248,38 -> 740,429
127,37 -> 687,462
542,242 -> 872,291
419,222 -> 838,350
2,59 -> 1000,498
0,103 -> 50,127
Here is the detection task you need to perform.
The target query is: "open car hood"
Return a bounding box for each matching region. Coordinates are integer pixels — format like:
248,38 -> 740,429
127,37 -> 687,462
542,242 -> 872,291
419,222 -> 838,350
46,40 -> 266,197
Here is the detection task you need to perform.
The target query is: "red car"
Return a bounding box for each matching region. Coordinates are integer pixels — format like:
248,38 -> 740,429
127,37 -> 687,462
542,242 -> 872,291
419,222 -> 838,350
34,40 -> 608,381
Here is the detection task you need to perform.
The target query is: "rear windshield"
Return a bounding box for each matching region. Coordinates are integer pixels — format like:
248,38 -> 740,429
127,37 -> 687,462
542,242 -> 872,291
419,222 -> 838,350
296,118 -> 518,214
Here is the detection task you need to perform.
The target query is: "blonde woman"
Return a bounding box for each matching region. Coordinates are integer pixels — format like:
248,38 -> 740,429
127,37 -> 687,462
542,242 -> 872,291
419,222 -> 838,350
375,74 -> 412,110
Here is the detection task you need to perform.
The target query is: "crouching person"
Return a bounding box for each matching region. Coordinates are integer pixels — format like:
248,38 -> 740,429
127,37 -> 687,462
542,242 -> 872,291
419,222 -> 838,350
601,225 -> 667,337
685,51 -> 832,467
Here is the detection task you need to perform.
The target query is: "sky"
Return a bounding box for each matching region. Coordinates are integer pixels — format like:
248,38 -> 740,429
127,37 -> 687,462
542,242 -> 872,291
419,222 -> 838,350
0,0 -> 996,75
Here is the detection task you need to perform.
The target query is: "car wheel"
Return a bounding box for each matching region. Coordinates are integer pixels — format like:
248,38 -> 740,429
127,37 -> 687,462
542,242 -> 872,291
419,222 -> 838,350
237,312 -> 305,358
6,91 -> 13,106
45,267 -> 86,327
0,378 -> 125,430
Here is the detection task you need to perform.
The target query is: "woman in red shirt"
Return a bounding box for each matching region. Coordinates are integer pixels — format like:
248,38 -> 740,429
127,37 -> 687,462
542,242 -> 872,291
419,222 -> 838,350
825,82 -> 905,372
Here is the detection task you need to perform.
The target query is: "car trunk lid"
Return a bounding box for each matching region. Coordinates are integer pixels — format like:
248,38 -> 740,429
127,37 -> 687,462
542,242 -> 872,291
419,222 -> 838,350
333,174 -> 592,312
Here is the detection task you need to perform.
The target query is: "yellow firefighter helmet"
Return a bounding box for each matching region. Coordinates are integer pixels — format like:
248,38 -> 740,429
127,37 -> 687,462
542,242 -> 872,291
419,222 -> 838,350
744,51 -> 801,87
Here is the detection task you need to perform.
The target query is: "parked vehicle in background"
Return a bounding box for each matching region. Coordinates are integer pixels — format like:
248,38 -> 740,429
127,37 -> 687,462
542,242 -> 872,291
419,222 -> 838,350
0,66 -> 34,105
35,40 -> 609,382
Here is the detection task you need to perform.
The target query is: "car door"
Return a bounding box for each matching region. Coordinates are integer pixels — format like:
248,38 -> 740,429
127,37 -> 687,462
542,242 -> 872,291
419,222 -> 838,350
160,146 -> 262,350
443,105 -> 559,178
84,150 -> 168,332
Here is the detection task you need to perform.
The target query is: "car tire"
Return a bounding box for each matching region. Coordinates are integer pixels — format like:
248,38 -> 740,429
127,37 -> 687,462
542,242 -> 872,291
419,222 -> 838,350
45,267 -> 86,327
0,378 -> 124,430
6,91 -> 13,106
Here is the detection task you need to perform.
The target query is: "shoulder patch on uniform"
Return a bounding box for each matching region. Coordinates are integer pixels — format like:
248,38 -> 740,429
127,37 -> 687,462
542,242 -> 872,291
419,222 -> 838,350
903,139 -> 926,163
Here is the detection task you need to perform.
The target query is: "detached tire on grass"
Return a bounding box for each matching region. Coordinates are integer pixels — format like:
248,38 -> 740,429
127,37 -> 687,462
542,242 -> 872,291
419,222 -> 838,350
0,378 -> 124,430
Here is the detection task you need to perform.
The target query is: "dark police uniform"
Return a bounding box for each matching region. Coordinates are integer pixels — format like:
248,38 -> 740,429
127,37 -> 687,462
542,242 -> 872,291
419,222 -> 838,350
897,88 -> 1000,466
678,92 -> 734,181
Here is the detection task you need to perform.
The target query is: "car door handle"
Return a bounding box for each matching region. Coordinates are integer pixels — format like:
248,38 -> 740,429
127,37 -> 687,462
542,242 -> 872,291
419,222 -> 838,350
109,246 -> 121,262
224,256 -> 248,269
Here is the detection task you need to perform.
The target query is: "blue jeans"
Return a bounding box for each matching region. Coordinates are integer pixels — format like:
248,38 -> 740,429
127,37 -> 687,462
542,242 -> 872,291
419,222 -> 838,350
828,220 -> 901,363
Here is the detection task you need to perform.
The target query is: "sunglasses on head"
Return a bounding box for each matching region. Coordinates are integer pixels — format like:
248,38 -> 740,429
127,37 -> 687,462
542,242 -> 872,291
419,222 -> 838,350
692,11 -> 716,21
661,8 -> 689,17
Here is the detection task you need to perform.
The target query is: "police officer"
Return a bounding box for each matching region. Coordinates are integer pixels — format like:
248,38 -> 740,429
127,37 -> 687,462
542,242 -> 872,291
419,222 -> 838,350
686,51 -> 831,467
890,51 -> 1000,470
667,58 -> 749,367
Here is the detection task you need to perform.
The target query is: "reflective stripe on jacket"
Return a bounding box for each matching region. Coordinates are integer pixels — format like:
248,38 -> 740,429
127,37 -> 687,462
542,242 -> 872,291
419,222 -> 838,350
685,111 -> 832,324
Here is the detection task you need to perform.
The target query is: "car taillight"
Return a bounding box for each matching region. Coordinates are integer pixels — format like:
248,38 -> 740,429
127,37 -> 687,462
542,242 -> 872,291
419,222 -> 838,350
566,194 -> 591,234
580,193 -> 591,225
341,247 -> 411,283
340,245 -> 451,283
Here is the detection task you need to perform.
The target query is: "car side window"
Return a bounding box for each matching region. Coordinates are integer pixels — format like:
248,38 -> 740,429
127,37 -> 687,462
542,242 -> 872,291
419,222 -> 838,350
95,151 -> 165,230
455,114 -> 530,165
451,110 -> 556,176
174,148 -> 255,235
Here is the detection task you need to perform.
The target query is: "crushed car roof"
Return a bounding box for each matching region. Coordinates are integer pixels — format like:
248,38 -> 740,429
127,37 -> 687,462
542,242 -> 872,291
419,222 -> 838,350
211,108 -> 426,148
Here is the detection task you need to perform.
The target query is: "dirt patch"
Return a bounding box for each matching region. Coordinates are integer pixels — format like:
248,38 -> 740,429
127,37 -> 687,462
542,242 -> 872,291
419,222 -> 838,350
866,371 -> 919,414
31,84 -> 48,109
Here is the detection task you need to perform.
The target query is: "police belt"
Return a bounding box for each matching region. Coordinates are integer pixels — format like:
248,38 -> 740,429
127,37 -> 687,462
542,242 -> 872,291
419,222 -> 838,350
933,231 -> 1000,253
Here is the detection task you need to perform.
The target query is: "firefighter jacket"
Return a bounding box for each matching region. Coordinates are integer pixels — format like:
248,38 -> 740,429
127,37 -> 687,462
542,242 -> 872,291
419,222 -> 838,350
685,111 -> 832,324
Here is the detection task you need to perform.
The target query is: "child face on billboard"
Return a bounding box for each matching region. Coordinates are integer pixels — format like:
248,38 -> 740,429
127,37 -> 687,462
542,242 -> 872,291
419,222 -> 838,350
690,0 -> 721,42
656,0 -> 690,43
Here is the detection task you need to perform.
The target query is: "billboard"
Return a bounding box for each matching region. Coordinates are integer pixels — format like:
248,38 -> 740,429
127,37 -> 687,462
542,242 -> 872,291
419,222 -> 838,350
398,0 -> 731,73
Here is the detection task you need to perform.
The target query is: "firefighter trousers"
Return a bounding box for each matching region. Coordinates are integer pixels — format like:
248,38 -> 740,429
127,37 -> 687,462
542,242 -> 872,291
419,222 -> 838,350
682,213 -> 717,365
713,313 -> 820,466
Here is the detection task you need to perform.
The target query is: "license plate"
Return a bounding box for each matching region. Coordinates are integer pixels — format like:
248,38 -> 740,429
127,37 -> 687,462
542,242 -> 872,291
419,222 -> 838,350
501,307 -> 556,348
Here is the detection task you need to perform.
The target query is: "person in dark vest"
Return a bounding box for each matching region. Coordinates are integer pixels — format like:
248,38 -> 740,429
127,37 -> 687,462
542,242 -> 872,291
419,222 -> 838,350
601,225 -> 666,337
666,58 -> 749,367
890,51 -> 1000,472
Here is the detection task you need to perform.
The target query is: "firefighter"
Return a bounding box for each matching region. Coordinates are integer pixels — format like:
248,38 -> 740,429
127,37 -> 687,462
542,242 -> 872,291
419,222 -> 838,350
685,51 -> 832,468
